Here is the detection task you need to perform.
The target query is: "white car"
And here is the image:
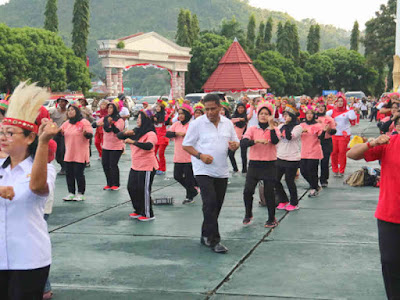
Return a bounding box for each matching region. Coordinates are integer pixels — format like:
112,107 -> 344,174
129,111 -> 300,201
43,99 -> 56,111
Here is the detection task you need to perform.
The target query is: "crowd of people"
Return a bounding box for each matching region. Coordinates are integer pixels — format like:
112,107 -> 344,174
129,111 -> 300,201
1,82 -> 400,299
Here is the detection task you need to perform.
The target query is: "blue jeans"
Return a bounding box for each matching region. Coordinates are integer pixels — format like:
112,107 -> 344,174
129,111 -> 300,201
43,214 -> 52,293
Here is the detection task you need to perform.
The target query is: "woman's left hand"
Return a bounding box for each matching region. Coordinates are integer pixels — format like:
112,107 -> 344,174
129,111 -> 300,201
38,121 -> 60,143
124,138 -> 135,145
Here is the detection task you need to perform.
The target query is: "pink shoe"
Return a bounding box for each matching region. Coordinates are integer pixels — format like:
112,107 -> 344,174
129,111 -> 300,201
129,213 -> 141,219
277,202 -> 289,210
285,204 -> 299,211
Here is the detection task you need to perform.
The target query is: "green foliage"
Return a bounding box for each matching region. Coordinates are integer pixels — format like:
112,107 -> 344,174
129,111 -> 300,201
307,24 -> 320,54
264,17 -> 273,45
176,9 -> 199,47
246,13 -> 256,49
255,21 -> 264,49
304,52 -> 334,95
276,21 -> 300,64
72,0 -> 90,60
44,0 -> 58,32
220,16 -> 245,44
191,14 -> 200,42
116,41 -> 125,49
0,24 -> 90,92
350,21 -> 360,52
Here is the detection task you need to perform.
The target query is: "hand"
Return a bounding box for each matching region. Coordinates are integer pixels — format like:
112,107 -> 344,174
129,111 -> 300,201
255,139 -> 268,144
302,128 -> 308,133
97,122 -> 104,126
0,186 -> 15,200
267,116 -> 275,127
324,124 -> 330,131
176,132 -> 186,137
228,141 -> 240,151
200,154 -> 213,164
107,117 -> 113,123
125,130 -> 135,136
124,138 -> 135,145
370,135 -> 390,147
38,121 -> 60,143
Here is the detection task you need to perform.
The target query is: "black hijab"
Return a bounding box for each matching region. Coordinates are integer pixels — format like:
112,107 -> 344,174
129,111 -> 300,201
180,109 -> 192,125
133,111 -> 156,141
68,105 -> 83,125
304,110 -> 317,125
104,102 -> 121,129
280,111 -> 299,137
257,107 -> 271,130
316,105 -> 327,117
155,105 -> 166,124
232,103 -> 247,128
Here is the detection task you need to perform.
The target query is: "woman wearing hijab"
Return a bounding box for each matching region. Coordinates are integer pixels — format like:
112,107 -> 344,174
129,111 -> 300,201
60,105 -> 93,201
117,111 -> 158,221
275,104 -> 303,211
300,110 -> 327,197
229,103 -> 248,173
241,102 -> 280,228
166,104 -> 198,204
94,100 -> 108,159
96,102 -> 125,191
326,95 -> 357,177
153,99 -> 171,175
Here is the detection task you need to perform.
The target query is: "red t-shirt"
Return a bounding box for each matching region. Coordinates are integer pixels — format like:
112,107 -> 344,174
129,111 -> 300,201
364,134 -> 400,223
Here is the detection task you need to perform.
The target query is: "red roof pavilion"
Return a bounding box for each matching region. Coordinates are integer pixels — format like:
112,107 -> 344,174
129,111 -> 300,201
202,39 -> 269,93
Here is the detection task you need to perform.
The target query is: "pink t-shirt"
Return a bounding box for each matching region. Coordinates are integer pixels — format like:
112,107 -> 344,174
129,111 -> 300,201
300,123 -> 323,160
316,115 -> 336,139
61,119 -> 93,163
97,118 -> 125,150
168,122 -> 191,163
231,118 -> 246,139
243,126 -> 281,161
130,131 -> 159,171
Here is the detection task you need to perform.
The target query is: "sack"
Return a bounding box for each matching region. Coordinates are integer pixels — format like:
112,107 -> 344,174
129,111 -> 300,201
349,135 -> 364,148
345,167 -> 379,187
345,169 -> 365,187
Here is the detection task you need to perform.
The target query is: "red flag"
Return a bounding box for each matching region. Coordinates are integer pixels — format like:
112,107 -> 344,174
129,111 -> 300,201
86,56 -> 89,67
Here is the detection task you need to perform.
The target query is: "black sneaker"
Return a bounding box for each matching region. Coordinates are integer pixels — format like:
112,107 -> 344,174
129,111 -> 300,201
212,243 -> 228,254
182,198 -> 195,204
264,218 -> 279,228
200,236 -> 211,247
321,182 -> 328,188
242,217 -> 253,226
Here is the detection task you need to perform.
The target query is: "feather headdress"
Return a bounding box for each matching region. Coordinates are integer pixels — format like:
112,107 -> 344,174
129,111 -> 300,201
3,81 -> 50,133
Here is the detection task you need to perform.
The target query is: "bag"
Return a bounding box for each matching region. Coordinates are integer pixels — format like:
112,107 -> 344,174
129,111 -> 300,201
349,135 -> 364,148
345,169 -> 365,187
345,167 -> 379,187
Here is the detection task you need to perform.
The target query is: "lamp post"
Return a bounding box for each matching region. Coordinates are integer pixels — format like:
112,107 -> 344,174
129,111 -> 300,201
393,0 -> 400,91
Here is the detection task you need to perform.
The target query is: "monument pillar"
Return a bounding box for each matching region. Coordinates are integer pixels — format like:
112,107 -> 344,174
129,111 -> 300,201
106,67 -> 113,95
117,68 -> 123,94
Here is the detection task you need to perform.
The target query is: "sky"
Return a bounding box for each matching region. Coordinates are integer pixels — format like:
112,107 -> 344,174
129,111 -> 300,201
249,0 -> 388,30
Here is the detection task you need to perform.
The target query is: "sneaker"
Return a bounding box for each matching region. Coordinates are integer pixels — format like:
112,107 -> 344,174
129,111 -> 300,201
155,170 -> 165,175
285,204 -> 299,211
73,193 -> 85,201
57,169 -> 66,176
264,218 -> 279,228
212,243 -> 228,253
277,202 -> 289,210
43,291 -> 53,300
138,216 -> 155,222
129,213 -> 142,219
321,182 -> 328,188
110,186 -> 120,191
308,189 -> 319,197
200,236 -> 211,247
63,193 -> 75,201
85,162 -> 91,168
195,186 -> 201,193
182,198 -> 195,204
242,217 -> 253,226
103,186 -> 111,190
338,173 -> 344,178
333,172 -> 339,177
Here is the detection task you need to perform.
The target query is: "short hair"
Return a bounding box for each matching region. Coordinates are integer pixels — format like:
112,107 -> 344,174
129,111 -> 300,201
203,93 -> 220,106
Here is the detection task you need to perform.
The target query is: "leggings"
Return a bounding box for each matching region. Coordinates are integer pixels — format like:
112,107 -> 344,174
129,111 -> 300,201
331,135 -> 350,174
174,163 -> 197,200
320,138 -> 333,184
0,266 -> 50,300
228,144 -> 248,172
275,160 -> 299,206
102,149 -> 123,187
65,162 -> 86,194
300,159 -> 320,190
155,144 -> 167,172
128,169 -> 156,218
53,133 -> 65,170
378,219 -> 400,299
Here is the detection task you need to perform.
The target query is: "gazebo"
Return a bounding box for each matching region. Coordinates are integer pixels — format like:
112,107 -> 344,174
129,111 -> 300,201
202,38 -> 269,99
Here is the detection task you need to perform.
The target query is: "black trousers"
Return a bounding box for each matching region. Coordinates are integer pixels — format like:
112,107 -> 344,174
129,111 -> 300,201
320,138 -> 333,185
174,163 -> 197,199
275,160 -> 299,206
53,133 -> 65,170
300,159 -> 320,190
378,219 -> 400,299
0,265 -> 50,300
228,144 -> 248,172
196,175 -> 228,246
128,169 -> 156,218
102,149 -> 123,187
243,162 -> 276,222
65,162 -> 86,194
370,109 -> 378,122
361,110 -> 368,119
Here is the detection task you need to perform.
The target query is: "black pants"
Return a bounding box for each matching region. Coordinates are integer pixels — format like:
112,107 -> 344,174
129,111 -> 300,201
53,133 -> 65,170
174,163 -> 197,200
0,265 -> 50,300
378,219 -> 400,299
102,149 -> 123,187
65,162 -> 86,194
275,160 -> 299,206
320,138 -> 333,185
243,162 -> 276,222
128,169 -> 156,218
228,144 -> 248,172
370,109 -> 378,122
196,175 -> 228,246
362,110 -> 368,119
300,159 -> 320,190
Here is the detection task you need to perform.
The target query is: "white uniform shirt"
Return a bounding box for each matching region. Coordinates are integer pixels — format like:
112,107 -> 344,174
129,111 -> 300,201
326,109 -> 357,136
119,107 -> 130,129
0,157 -> 56,270
183,115 -> 239,178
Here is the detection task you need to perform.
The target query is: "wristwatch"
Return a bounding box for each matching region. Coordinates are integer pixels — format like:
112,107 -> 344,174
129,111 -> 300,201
195,152 -> 202,160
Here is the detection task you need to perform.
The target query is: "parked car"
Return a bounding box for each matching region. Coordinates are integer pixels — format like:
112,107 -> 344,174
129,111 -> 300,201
185,93 -> 207,104
43,99 -> 56,111
345,91 -> 366,100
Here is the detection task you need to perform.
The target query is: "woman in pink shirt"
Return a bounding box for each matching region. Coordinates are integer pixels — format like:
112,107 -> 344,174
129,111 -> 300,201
60,105 -> 93,201
166,104 -> 198,204
300,110 -> 326,197
229,103 -> 249,173
117,111 -> 158,221
96,102 -> 125,191
241,102 -> 280,228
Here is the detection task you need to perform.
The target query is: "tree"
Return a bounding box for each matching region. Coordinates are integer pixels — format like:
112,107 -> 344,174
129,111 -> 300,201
304,52 -> 334,95
191,14 -> 200,43
350,21 -> 360,51
264,17 -> 273,50
307,24 -> 320,54
277,21 -> 300,63
255,21 -> 265,49
276,22 -> 285,55
184,9 -> 193,45
72,0 -> 90,61
220,16 -> 245,43
44,0 -> 58,32
246,13 -> 256,49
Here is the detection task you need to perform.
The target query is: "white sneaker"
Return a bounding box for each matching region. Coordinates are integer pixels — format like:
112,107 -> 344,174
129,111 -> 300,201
73,193 -> 85,201
63,193 -> 75,201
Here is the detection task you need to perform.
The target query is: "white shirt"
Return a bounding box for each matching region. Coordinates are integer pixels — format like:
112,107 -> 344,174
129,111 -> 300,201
120,107 -> 130,129
247,107 -> 258,127
0,157 -> 56,270
183,115 -> 239,178
326,109 -> 357,136
277,125 -> 302,161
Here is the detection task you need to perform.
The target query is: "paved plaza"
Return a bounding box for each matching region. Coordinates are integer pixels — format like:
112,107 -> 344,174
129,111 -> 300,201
48,119 -> 385,299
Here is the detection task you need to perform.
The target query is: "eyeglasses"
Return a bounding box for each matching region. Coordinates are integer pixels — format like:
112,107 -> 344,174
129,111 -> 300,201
0,131 -> 25,138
